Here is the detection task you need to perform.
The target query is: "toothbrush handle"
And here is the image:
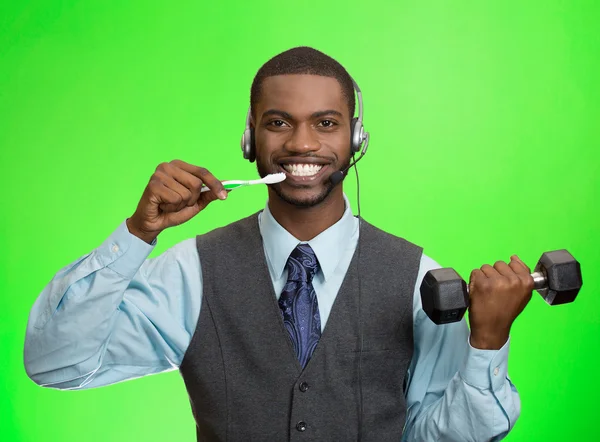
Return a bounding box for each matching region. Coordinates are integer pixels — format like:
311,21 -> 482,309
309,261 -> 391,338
201,186 -> 229,193
201,181 -> 241,192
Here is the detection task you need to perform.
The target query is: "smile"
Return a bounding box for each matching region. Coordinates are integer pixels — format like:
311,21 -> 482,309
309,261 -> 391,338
281,163 -> 324,177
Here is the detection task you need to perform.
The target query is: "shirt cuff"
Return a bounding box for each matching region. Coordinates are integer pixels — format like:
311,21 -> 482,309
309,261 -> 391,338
459,336 -> 510,392
96,219 -> 156,278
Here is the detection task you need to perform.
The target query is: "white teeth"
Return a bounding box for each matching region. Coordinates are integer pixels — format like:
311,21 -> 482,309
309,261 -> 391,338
283,163 -> 324,177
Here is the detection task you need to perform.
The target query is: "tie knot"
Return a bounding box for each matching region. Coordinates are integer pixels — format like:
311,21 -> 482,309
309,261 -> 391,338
286,244 -> 319,282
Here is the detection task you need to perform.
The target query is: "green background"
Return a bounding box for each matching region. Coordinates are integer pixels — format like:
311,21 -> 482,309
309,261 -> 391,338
1,0 -> 598,440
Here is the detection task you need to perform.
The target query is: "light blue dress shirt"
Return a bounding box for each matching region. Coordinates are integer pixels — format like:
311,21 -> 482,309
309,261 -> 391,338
24,196 -> 520,441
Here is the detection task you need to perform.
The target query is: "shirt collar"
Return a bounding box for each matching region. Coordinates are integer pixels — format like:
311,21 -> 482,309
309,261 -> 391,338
259,194 -> 358,283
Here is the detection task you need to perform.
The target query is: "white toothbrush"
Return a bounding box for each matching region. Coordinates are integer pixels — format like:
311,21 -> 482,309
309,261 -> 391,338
200,172 -> 286,193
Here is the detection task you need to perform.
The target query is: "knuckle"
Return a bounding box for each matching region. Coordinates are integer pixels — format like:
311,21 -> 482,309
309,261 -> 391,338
197,166 -> 208,175
494,278 -> 508,290
493,260 -> 505,269
508,278 -> 521,291
167,192 -> 182,204
522,276 -> 535,291
163,162 -> 175,173
190,177 -> 203,190
148,176 -> 163,190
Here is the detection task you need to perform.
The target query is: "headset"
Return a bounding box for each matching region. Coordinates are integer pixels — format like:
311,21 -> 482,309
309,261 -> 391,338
240,76 -> 369,441
240,78 -> 370,170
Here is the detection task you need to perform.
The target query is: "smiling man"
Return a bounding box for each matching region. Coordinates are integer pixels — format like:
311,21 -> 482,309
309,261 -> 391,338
253,73 -> 352,238
25,47 -> 528,441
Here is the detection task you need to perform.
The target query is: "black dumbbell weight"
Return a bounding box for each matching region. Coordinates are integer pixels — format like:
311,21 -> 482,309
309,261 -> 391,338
420,249 -> 583,325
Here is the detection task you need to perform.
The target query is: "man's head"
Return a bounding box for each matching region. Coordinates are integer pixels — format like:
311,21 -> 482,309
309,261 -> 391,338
250,47 -> 356,121
250,47 -> 356,208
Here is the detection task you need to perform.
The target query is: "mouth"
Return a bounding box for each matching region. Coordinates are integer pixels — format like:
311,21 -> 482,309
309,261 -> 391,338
278,160 -> 330,182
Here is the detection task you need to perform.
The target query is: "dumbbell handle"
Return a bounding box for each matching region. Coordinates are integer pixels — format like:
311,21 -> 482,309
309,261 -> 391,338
465,270 -> 547,293
531,271 -> 547,290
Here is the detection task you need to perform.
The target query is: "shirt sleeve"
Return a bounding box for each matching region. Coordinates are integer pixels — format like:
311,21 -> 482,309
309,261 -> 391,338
402,254 -> 520,441
23,219 -> 202,389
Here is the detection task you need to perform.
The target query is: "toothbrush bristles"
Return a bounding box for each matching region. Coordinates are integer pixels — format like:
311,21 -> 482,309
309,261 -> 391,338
263,172 -> 286,184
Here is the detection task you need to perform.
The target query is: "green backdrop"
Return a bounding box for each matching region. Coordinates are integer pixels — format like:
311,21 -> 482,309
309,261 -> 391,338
1,1 -> 598,440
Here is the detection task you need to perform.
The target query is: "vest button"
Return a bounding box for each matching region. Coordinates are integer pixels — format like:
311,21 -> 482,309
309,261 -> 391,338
299,381 -> 309,392
296,421 -> 307,432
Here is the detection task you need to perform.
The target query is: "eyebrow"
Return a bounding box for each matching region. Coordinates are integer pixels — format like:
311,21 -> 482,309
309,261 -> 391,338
262,109 -> 343,119
262,109 -> 293,119
312,109 -> 343,118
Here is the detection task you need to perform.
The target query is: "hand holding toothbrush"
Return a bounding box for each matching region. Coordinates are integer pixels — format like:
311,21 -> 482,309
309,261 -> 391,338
126,160 -> 285,244
126,160 -> 228,244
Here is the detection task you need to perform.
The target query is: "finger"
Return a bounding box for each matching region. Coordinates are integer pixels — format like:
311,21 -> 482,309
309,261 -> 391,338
480,264 -> 500,278
157,171 -> 194,211
155,182 -> 190,213
509,256 -> 535,290
469,268 -> 486,285
493,260 -> 519,280
165,204 -> 201,227
165,164 -> 204,206
171,160 -> 227,200
197,189 -> 221,210
469,268 -> 486,294
509,255 -> 531,275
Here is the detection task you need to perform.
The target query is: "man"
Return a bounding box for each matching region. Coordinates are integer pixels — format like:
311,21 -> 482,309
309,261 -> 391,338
25,47 -> 531,441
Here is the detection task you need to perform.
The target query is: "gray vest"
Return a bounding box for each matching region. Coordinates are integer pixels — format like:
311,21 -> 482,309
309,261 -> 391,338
179,212 -> 423,441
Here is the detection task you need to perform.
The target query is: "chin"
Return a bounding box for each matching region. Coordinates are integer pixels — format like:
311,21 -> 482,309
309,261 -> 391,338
271,182 -> 335,208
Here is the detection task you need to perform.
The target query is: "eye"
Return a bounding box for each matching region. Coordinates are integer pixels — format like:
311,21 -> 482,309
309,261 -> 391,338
268,119 -> 288,128
318,120 -> 337,128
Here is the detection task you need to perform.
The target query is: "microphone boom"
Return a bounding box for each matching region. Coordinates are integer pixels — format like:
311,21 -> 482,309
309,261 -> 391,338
329,150 -> 366,185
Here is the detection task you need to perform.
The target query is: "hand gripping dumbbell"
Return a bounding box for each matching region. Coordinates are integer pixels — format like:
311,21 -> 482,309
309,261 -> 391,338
420,250 -> 583,325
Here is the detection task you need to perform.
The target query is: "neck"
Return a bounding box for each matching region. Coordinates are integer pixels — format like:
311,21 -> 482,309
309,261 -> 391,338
267,187 -> 346,241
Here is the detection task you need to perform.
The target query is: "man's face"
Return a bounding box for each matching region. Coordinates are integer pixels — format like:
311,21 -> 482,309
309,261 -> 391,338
254,74 -> 352,208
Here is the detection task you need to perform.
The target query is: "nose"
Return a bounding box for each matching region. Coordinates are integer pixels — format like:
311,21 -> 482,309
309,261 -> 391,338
284,122 -> 321,154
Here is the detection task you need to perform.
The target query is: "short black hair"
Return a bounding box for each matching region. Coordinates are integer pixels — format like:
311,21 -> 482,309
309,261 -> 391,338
250,46 -> 356,120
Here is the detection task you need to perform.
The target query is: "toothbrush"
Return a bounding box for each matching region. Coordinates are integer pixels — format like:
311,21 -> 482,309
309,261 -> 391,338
200,172 -> 286,193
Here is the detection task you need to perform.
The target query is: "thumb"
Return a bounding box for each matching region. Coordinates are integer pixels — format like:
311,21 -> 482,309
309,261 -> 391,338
165,204 -> 202,227
198,189 -> 226,210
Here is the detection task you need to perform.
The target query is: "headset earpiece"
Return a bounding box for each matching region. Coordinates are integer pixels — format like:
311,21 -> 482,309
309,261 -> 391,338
241,125 -> 256,163
350,117 -> 365,154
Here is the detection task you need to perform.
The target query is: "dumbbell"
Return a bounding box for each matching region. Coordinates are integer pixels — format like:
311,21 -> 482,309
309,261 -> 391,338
420,249 -> 583,325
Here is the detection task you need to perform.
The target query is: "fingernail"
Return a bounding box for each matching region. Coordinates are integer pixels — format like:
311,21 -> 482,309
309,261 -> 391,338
219,191 -> 228,200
